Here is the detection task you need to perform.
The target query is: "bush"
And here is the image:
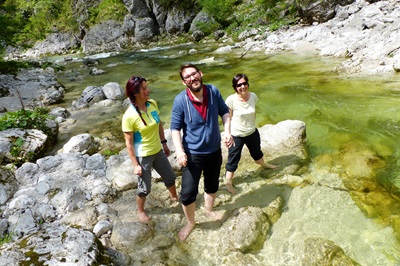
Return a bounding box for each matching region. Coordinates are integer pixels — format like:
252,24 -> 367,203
157,0 -> 195,10
0,107 -> 53,135
198,0 -> 238,28
87,0 -> 128,25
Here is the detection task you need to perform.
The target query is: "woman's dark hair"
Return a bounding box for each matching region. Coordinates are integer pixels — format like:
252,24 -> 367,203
126,75 -> 148,126
126,76 -> 146,102
232,73 -> 249,92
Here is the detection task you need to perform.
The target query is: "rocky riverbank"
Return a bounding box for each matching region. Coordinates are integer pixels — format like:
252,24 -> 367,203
4,0 -> 400,77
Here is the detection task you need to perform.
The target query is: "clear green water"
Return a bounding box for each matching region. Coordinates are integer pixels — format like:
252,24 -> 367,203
54,43 -> 400,263
56,44 -> 400,192
56,44 -> 400,189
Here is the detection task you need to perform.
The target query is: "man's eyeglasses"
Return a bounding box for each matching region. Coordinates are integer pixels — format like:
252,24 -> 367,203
236,82 -> 248,88
183,71 -> 199,81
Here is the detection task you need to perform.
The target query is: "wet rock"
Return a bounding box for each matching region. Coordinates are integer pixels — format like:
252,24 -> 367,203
89,67 -> 106,75
0,223 -> 112,265
111,220 -> 155,253
303,237 -> 360,265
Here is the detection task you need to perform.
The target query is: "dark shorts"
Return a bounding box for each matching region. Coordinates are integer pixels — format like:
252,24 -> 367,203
225,129 -> 263,172
180,149 -> 222,206
136,150 -> 176,197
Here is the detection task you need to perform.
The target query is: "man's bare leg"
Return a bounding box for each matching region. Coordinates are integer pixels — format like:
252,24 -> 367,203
178,202 -> 196,241
136,196 -> 150,222
203,193 -> 223,220
225,171 -> 236,194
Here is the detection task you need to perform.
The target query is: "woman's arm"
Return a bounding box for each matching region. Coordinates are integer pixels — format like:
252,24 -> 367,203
159,122 -> 170,156
124,132 -> 142,176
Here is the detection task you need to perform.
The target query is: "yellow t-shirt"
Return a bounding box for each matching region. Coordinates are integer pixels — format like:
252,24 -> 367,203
121,99 -> 162,157
225,92 -> 258,137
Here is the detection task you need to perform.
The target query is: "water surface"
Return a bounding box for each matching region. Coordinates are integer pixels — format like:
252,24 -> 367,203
55,44 -> 400,262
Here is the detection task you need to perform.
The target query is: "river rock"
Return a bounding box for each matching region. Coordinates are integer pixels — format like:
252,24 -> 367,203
0,223 -> 113,265
72,85 -> 106,109
59,133 -> 100,155
1,117 -> 394,264
0,128 -> 49,164
0,168 -> 18,205
0,69 -> 65,112
81,20 -> 127,55
302,237 -> 360,265
257,0 -> 400,76
102,82 -> 125,100
20,32 -> 79,57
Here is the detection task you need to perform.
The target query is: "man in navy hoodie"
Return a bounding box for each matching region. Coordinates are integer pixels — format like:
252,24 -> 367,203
171,64 -> 234,241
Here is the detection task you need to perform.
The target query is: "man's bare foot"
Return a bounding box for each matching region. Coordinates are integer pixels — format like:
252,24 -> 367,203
138,211 -> 151,223
263,163 -> 278,169
226,182 -> 236,194
203,208 -> 224,221
178,223 -> 195,241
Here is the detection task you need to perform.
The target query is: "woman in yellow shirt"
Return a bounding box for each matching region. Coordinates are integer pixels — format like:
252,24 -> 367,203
122,75 -> 178,222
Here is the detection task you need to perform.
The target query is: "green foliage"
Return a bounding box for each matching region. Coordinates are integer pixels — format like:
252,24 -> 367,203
254,0 -> 299,31
101,149 -> 119,158
196,0 -> 299,37
10,136 -> 24,157
0,232 -> 13,246
0,59 -> 64,75
198,0 -> 237,28
87,0 -> 127,26
157,0 -> 195,10
0,60 -> 32,74
256,0 -> 282,10
0,0 -> 78,50
195,21 -> 221,35
0,0 -> 25,52
0,107 -> 53,134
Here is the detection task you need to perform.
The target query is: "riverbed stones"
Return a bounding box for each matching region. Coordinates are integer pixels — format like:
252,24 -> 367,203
59,133 -> 99,155
0,69 -> 65,113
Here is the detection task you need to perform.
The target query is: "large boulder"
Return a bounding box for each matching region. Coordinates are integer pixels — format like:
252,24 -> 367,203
59,133 -> 100,155
82,20 -> 128,54
0,223 -> 113,265
297,0 -> 356,24
0,69 -> 65,113
0,128 -> 50,165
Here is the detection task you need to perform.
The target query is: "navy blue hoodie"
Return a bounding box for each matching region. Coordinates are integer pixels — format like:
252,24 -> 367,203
170,84 -> 229,154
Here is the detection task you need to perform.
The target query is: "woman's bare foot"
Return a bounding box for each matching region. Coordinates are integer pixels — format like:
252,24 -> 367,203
178,223 -> 195,241
170,195 -> 179,201
138,211 -> 151,223
226,182 -> 236,194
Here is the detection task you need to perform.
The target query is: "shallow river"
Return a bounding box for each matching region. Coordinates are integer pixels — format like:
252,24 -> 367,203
56,43 -> 400,187
54,43 -> 400,263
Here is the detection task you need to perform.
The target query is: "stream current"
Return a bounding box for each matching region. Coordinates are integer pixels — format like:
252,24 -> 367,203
53,43 -> 400,264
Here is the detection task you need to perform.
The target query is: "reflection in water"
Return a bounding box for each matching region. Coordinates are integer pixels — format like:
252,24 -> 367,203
54,44 -> 400,263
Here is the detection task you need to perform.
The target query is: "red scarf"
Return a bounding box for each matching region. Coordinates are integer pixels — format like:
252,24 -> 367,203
186,85 -> 208,120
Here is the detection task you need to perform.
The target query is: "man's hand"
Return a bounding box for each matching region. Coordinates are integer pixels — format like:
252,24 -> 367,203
176,150 -> 187,167
224,133 -> 234,148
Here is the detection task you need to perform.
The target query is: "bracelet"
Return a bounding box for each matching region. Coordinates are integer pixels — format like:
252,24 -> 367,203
161,139 -> 167,144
